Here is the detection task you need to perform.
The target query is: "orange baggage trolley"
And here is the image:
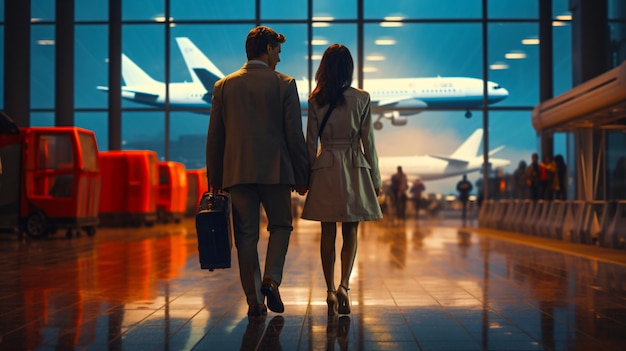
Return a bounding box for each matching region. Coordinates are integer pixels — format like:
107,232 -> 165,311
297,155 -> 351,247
185,168 -> 208,217
157,161 -> 188,223
98,150 -> 158,226
0,113 -> 101,238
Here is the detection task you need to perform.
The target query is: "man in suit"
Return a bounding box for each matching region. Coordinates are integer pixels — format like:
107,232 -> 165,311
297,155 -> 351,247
206,26 -> 310,317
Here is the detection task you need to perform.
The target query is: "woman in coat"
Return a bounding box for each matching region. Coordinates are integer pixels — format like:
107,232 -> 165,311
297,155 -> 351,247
301,44 -> 383,316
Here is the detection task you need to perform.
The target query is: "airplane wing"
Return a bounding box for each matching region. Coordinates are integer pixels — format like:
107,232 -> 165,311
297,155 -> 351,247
488,145 -> 506,156
376,97 -> 427,107
427,154 -> 469,167
97,85 -> 159,102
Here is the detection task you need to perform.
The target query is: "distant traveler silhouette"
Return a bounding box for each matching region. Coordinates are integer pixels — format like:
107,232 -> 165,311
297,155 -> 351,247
456,174 -> 473,222
390,166 -> 409,220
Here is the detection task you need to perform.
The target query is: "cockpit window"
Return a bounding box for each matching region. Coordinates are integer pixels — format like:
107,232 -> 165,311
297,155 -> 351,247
493,85 -> 502,90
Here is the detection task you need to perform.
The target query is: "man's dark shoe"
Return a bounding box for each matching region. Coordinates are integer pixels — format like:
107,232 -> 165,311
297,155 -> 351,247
261,279 -> 285,313
247,303 -> 268,317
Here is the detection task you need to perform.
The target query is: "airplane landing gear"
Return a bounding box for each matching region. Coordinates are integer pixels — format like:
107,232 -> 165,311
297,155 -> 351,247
465,110 -> 472,118
373,114 -> 384,130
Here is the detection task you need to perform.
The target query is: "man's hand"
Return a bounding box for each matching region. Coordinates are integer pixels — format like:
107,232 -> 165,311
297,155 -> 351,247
293,185 -> 308,196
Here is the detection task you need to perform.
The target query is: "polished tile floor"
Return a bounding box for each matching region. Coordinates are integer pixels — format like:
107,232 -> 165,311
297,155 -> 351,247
1,211 -> 626,351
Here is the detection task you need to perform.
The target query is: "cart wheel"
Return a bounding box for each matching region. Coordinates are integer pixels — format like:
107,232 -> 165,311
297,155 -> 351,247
24,211 -> 49,239
85,226 -> 96,237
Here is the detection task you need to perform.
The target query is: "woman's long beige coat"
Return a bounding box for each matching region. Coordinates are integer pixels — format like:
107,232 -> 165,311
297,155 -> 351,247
301,87 -> 383,222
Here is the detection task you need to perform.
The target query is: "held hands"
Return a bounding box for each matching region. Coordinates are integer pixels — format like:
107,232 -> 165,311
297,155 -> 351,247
292,185 -> 308,196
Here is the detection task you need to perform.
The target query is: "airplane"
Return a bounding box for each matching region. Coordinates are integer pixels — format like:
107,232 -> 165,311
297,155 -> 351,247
377,128 -> 510,181
96,37 -> 225,109
98,37 -> 509,129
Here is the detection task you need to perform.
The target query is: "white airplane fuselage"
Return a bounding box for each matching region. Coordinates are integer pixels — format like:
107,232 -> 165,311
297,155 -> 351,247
378,155 -> 510,181
377,128 -> 510,181
296,77 -> 507,110
118,81 -> 209,109
101,37 -> 508,122
115,76 -> 507,112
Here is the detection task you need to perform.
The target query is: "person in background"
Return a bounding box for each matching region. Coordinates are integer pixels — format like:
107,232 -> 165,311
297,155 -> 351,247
512,160 -> 528,199
554,154 -> 567,200
540,154 -> 558,200
206,25 -> 310,318
390,166 -> 409,220
409,176 -> 425,218
301,44 -> 383,316
456,174 -> 473,222
525,153 -> 541,201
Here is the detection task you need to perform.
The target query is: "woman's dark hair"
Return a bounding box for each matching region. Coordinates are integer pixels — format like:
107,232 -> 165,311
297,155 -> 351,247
310,44 -> 354,107
245,26 -> 286,60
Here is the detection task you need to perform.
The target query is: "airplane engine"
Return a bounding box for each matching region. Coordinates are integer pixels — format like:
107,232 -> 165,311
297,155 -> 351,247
386,111 -> 408,126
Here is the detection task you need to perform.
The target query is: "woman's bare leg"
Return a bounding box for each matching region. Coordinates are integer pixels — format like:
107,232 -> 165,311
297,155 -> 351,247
320,222 -> 337,291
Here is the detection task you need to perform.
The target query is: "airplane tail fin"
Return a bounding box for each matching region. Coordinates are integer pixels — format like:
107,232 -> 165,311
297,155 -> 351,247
122,54 -> 159,86
175,37 -> 225,91
449,128 -> 483,160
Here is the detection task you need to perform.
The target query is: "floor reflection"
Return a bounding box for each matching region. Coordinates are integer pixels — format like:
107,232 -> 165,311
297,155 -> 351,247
1,215 -> 626,350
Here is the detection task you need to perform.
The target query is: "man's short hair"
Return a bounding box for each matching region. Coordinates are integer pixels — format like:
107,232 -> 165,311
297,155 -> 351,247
245,26 -> 286,60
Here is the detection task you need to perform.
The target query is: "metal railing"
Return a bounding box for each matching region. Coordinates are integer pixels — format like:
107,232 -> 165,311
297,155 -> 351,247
478,199 -> 626,249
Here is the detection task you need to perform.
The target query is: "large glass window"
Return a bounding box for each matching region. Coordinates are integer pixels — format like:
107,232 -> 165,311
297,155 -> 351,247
75,25 -> 108,109
488,0 -> 538,19
121,24 -> 165,110
364,23 -> 482,79
17,0 -> 577,197
32,0 -> 54,22
260,24 -> 309,85
606,130 -> 626,200
169,111 -> 208,170
122,0 -> 165,21
169,24 -> 252,85
31,25 -> 55,110
30,112 -> 54,127
122,112 -> 166,160
364,0 -> 481,19
261,0 -> 307,20
488,23 -> 540,107
311,23 -> 357,92
0,25 -> 3,109
172,0 -> 255,20
553,0 -> 572,96
76,0 -> 108,21
609,0 -> 626,68
75,112 -> 109,151
315,0 -> 357,20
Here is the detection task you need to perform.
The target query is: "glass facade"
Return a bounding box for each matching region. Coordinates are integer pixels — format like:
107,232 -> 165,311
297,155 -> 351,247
9,0 -> 623,197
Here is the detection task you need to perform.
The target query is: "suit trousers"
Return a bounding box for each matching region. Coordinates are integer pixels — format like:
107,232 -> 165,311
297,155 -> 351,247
229,184 -> 293,306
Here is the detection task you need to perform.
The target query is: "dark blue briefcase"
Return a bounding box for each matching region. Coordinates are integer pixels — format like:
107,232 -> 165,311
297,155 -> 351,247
195,191 -> 233,271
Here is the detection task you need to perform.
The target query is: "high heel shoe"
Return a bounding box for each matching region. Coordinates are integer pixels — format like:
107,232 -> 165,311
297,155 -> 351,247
327,290 -> 338,316
337,285 -> 351,314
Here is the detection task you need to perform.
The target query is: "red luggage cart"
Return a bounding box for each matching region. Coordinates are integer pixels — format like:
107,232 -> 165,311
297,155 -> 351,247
98,150 -> 158,226
157,161 -> 188,223
0,114 -> 101,238
185,168 -> 208,217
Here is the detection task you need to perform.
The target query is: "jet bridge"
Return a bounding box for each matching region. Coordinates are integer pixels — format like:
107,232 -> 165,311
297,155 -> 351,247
531,60 -> 626,202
